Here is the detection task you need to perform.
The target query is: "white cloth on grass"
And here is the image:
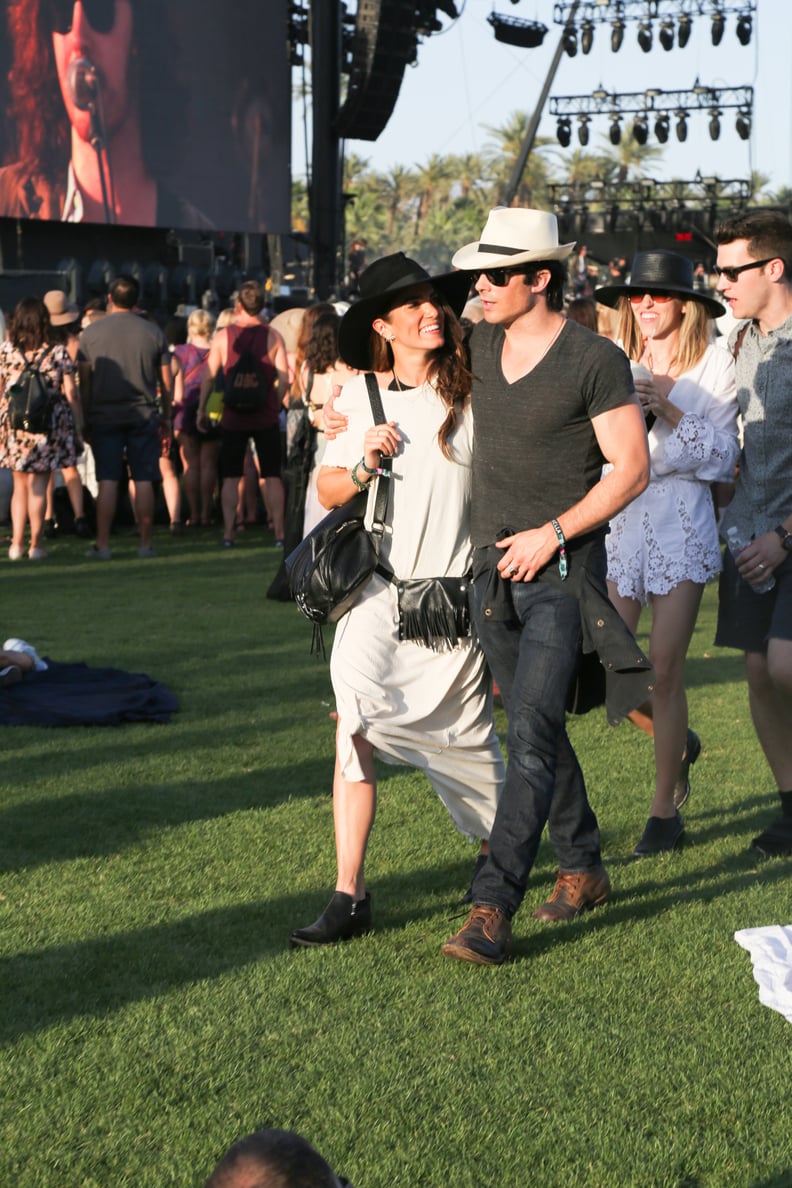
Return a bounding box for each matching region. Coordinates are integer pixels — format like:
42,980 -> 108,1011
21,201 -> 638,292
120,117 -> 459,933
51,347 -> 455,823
734,925 -> 792,1024
322,374 -> 504,839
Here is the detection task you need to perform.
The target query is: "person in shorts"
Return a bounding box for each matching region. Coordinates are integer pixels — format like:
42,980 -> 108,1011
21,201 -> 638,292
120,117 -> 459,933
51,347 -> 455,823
713,210 -> 792,856
77,275 -> 172,559
197,280 -> 288,547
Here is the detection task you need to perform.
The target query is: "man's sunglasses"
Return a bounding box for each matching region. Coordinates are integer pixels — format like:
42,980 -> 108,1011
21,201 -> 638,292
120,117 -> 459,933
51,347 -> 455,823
712,257 -> 777,283
47,0 -> 119,36
628,291 -> 678,304
471,267 -> 531,287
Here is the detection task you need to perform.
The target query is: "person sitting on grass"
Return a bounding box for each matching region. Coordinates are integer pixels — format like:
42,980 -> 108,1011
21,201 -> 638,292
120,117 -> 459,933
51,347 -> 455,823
0,637 -> 47,686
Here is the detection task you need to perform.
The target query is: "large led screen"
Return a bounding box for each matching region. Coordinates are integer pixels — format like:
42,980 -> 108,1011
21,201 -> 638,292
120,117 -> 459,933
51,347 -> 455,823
0,0 -> 290,232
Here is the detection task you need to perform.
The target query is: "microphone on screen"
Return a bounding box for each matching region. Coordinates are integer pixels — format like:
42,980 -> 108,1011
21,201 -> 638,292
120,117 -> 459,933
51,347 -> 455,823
67,57 -> 100,111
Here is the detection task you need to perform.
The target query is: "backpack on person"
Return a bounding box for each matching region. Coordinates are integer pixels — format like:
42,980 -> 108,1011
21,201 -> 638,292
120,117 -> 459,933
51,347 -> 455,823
7,352 -> 53,434
223,330 -> 269,414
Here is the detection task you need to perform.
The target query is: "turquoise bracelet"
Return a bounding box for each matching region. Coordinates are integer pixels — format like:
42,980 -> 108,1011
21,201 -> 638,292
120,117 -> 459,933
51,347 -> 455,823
550,518 -> 568,581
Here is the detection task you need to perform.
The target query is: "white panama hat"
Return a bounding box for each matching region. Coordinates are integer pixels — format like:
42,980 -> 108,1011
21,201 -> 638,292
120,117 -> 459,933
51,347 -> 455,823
452,207 -> 576,271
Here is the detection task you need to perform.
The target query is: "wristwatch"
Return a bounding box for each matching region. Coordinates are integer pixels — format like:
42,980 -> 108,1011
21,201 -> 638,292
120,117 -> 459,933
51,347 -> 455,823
773,524 -> 792,551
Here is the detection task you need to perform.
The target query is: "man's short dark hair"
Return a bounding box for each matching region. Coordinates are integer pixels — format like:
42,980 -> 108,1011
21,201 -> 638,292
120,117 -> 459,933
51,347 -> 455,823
204,1128 -> 339,1188
109,276 -> 140,310
237,281 -> 265,317
715,210 -> 792,279
523,260 -> 566,312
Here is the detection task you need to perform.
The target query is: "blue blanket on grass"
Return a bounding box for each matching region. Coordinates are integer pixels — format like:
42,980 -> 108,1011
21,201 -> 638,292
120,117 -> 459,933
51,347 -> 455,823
0,660 -> 178,726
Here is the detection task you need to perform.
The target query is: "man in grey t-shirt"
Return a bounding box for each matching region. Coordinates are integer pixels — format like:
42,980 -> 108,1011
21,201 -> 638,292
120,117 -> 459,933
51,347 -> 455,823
442,208 -> 650,966
78,275 -> 172,559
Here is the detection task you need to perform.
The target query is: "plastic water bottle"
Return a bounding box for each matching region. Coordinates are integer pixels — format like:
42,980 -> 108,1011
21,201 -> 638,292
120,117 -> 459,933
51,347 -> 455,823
726,527 -> 775,593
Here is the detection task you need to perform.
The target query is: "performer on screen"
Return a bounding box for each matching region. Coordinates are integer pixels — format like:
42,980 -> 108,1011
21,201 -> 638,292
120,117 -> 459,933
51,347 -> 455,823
0,0 -> 212,228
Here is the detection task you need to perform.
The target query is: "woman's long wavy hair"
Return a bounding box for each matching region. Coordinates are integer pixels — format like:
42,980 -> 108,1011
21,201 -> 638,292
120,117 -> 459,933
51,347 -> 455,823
303,312 -> 341,377
367,293 -> 472,461
5,0 -> 185,183
9,296 -> 51,352
615,293 -> 714,375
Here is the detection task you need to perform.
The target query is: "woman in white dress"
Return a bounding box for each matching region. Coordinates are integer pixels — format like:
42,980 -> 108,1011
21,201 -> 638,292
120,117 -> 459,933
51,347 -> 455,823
289,253 -> 505,947
595,251 -> 739,855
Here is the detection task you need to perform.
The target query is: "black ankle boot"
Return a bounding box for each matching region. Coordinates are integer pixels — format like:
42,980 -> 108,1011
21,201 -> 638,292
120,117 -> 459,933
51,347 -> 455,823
289,891 -> 372,948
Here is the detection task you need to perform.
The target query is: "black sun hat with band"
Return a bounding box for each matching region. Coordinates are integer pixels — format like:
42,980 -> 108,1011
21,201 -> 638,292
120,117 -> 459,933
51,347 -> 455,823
594,250 -> 725,318
338,252 -> 471,371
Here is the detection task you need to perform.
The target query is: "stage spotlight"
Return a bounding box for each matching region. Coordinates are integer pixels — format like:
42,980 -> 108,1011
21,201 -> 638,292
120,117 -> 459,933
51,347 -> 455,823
676,111 -> 688,141
709,109 -> 721,140
632,115 -> 649,145
677,14 -> 692,47
736,13 -> 752,45
654,112 -> 670,143
556,118 -> 572,148
659,20 -> 675,50
580,19 -> 594,54
609,115 -> 622,146
711,11 -> 725,45
637,21 -> 653,52
562,23 -> 578,56
611,18 -> 625,52
577,116 -> 590,146
736,108 -> 752,140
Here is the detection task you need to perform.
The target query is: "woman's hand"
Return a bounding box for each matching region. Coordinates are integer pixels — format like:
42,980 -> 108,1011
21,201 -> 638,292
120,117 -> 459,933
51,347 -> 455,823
322,386 -> 347,439
633,377 -> 682,429
363,422 -> 400,471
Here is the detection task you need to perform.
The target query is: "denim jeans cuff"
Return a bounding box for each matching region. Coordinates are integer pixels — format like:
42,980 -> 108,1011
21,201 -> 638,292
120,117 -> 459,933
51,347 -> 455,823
473,898 -> 513,920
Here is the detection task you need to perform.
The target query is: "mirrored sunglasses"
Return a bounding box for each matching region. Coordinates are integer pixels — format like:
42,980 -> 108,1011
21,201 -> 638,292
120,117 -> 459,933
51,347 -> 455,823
627,291 -> 678,304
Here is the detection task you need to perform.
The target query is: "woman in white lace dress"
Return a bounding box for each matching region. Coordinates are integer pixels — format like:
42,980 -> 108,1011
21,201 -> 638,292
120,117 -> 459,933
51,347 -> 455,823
595,251 -> 739,855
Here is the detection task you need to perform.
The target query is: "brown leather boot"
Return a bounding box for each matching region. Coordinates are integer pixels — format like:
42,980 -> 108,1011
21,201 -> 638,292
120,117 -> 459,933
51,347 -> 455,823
442,905 -> 512,965
532,867 -> 611,922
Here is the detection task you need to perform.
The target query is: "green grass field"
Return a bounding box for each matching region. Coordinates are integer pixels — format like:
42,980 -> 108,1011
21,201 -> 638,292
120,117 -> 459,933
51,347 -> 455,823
1,526 -> 790,1187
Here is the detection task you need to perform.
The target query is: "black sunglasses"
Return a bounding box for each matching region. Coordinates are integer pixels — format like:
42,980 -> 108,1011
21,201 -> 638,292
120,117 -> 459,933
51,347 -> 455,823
47,0 -> 118,36
471,266 -> 531,287
712,257 -> 777,283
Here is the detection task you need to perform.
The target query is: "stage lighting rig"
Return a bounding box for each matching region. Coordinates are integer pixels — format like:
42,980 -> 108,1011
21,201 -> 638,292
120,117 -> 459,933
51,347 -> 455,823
549,83 -> 753,146
550,1 -> 756,54
556,117 -> 572,147
577,115 -> 591,145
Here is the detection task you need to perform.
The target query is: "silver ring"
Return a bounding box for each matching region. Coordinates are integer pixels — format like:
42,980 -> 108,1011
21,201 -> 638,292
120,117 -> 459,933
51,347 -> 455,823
507,565 -> 517,576
758,563 -> 766,570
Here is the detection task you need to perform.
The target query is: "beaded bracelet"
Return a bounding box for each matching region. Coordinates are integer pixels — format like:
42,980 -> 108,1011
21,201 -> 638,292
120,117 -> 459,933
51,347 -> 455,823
350,461 -> 369,491
359,456 -> 391,478
550,518 -> 568,581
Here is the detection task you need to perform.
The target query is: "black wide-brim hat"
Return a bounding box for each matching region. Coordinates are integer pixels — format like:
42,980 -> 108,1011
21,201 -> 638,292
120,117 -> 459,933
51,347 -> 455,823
338,252 -> 471,370
595,250 -> 724,318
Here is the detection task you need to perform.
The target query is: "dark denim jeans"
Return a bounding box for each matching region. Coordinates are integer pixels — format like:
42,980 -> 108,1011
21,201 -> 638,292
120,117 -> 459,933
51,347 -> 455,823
471,574 -> 603,918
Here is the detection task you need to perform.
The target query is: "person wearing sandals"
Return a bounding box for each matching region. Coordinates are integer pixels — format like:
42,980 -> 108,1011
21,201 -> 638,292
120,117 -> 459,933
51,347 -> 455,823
288,253 -> 505,948
595,252 -> 739,855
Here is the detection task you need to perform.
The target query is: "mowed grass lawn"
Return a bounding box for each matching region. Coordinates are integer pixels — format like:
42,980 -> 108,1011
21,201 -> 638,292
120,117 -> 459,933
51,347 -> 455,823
1,526 -> 790,1187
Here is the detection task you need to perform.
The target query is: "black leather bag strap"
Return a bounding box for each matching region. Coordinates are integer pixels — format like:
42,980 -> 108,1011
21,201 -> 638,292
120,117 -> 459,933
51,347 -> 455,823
364,372 -> 392,540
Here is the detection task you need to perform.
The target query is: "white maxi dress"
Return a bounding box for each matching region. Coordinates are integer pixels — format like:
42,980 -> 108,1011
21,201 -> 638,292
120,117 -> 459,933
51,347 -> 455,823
320,373 -> 504,839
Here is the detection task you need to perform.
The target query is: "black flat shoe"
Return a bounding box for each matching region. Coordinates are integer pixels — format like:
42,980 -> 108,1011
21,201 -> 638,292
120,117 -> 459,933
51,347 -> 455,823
674,729 -> 701,809
289,891 -> 372,948
634,811 -> 685,857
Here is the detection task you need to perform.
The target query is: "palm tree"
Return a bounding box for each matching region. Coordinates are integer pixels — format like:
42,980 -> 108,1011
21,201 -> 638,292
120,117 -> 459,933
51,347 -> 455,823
482,111 -> 553,208
413,154 -> 452,238
379,165 -> 418,241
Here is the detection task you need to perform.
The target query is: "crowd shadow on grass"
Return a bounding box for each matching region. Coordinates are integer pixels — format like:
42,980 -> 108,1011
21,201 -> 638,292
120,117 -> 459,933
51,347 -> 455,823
3,848 -> 790,1045
0,760 -> 337,873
